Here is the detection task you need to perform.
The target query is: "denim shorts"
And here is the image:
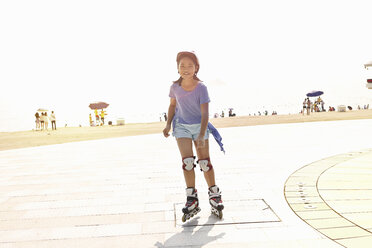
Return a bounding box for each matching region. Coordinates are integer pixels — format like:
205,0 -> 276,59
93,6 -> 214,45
173,121 -> 209,141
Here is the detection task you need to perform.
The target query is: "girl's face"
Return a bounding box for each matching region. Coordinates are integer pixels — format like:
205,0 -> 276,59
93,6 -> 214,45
178,57 -> 197,80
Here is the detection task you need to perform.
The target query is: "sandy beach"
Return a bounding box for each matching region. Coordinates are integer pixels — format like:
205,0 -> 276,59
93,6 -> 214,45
1,110 -> 371,151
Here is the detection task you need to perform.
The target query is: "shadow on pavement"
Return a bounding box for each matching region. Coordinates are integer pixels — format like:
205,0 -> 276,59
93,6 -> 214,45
154,216 -> 225,248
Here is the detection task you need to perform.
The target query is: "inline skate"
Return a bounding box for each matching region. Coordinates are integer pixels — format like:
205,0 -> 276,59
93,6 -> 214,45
182,187 -> 201,222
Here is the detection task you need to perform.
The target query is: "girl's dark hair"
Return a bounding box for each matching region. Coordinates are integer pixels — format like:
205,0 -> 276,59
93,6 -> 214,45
173,75 -> 202,86
173,52 -> 202,85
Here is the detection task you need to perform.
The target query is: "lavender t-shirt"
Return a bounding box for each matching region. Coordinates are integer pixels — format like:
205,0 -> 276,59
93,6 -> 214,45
169,82 -> 210,124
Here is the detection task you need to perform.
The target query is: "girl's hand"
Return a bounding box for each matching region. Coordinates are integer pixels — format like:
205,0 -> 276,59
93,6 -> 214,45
163,124 -> 171,138
195,135 -> 205,148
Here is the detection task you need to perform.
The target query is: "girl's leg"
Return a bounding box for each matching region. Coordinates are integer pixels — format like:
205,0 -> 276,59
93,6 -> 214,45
195,139 -> 224,216
194,139 -> 216,187
176,138 -> 195,188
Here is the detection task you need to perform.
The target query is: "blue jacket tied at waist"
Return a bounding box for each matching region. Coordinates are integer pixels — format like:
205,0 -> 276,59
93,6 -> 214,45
208,122 -> 225,153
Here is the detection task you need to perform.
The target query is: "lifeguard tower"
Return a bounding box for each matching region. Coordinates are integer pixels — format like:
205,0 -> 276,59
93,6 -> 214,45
365,61 -> 372,89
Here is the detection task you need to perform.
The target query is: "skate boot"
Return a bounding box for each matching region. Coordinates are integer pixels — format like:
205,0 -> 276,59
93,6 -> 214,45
182,187 -> 201,222
209,185 -> 224,219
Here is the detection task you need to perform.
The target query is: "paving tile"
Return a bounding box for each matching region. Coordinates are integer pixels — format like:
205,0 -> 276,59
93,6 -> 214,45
284,177 -> 317,187
336,236 -> 372,247
284,185 -> 317,192
0,212 -> 165,231
285,196 -> 323,204
0,223 -> 143,242
325,199 -> 372,213
284,191 -> 320,198
342,213 -> 372,230
318,180 -> 372,189
289,202 -> 330,212
317,226 -> 371,240
318,190 -> 372,200
0,234 -> 165,248
305,217 -> 354,229
142,221 -> 176,234
295,209 -> 341,220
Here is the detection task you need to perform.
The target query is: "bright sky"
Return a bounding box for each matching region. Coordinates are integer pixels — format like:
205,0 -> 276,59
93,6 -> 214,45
1,0 -> 372,131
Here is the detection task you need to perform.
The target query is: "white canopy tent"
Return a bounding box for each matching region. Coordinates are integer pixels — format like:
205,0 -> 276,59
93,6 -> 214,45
364,61 -> 372,69
365,61 -> 372,89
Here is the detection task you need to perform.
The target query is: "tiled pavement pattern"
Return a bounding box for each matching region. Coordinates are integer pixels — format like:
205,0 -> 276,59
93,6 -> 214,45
285,149 -> 372,247
1,119 -> 372,247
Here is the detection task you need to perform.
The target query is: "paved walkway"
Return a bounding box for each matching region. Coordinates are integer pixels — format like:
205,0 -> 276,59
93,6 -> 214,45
285,148 -> 372,247
1,119 -> 372,247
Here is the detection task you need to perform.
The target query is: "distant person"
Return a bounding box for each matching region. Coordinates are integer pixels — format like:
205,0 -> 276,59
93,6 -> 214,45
100,109 -> 105,125
50,111 -> 56,130
40,112 -> 45,130
35,112 -> 40,130
228,109 -> 236,117
44,112 -> 49,130
306,98 -> 311,115
89,113 -> 93,126
164,113 -> 168,122
221,111 -> 224,118
302,98 -> 307,115
94,109 -> 99,123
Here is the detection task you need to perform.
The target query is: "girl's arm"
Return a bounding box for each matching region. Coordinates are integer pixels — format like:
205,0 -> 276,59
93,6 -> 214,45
166,98 -> 176,126
196,102 -> 209,147
163,98 -> 176,138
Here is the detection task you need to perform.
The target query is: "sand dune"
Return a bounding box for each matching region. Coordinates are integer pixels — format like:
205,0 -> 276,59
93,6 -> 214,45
0,110 -> 371,151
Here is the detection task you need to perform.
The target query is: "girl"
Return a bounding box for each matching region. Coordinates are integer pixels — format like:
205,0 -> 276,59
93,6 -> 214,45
163,51 -> 224,222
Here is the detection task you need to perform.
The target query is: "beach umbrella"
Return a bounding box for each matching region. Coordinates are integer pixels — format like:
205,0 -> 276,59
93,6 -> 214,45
306,90 -> 324,97
37,108 -> 48,112
89,102 -> 109,110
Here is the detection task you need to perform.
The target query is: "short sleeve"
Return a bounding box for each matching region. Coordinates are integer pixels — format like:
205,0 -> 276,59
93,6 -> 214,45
199,84 -> 210,105
169,84 -> 175,98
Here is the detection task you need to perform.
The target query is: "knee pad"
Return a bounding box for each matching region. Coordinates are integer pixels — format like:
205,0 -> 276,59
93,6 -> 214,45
182,156 -> 196,171
198,158 -> 213,172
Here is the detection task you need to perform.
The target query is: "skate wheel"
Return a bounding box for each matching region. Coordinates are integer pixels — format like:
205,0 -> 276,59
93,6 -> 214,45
182,215 -> 187,222
218,210 -> 223,219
